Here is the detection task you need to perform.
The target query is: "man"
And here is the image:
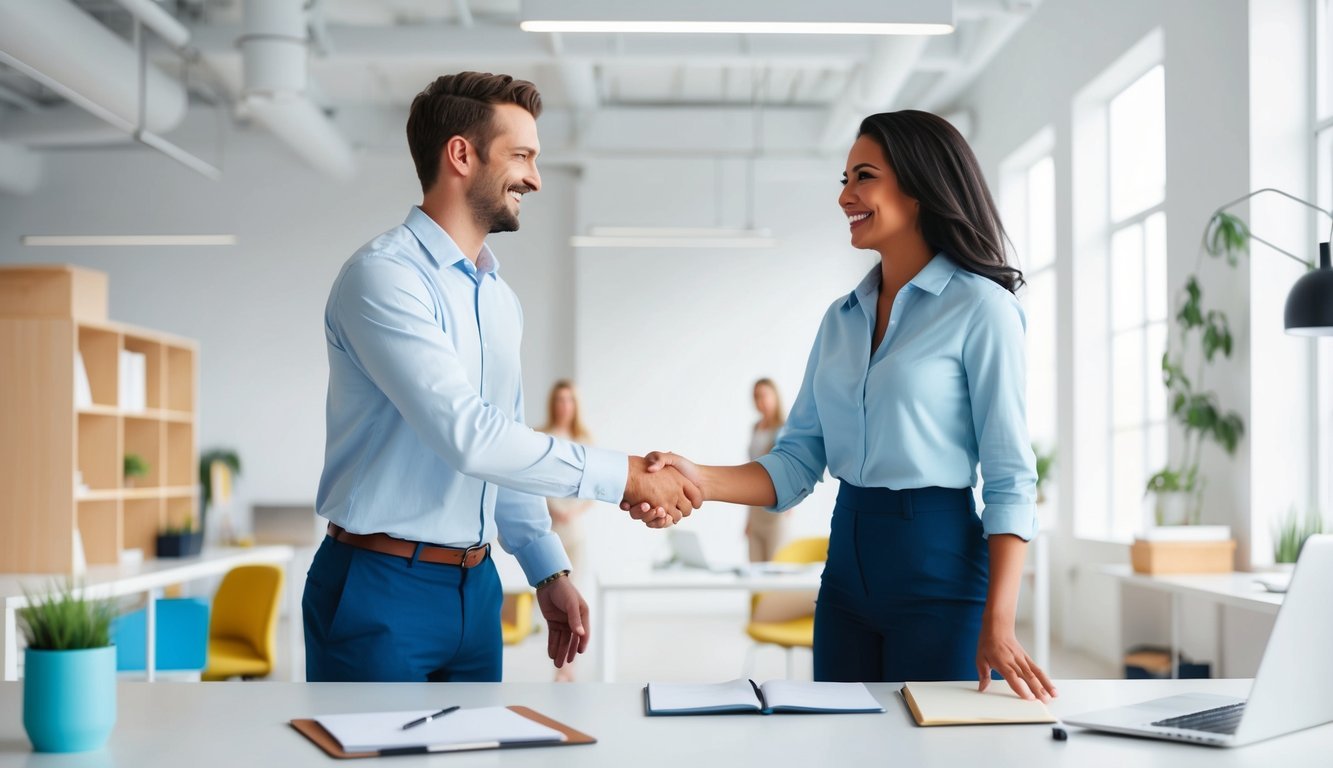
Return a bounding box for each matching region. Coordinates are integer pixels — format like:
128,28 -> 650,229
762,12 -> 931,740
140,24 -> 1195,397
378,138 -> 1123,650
304,71 -> 700,683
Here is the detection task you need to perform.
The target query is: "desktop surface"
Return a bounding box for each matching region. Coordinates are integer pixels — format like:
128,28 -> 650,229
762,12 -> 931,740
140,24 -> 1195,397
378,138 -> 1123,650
1,679 -> 1330,766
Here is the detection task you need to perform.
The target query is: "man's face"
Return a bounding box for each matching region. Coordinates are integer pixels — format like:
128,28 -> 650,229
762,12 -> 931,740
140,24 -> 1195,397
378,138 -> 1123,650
467,103 -> 542,234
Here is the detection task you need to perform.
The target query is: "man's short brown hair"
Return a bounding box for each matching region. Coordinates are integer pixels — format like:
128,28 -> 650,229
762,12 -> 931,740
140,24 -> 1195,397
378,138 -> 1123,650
406,72 -> 543,193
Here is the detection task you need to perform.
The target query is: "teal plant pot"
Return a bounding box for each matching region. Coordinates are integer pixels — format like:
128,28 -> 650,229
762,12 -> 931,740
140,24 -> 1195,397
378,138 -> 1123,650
23,646 -> 116,752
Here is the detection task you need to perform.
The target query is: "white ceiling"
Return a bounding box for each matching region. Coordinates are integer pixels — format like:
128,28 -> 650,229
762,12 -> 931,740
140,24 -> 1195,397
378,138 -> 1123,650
0,0 -> 1041,182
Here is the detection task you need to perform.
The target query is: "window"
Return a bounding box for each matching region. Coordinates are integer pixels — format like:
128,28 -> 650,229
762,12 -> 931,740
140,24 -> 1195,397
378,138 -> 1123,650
1071,32 -> 1167,541
1001,132 -> 1058,527
1316,0 -> 1333,524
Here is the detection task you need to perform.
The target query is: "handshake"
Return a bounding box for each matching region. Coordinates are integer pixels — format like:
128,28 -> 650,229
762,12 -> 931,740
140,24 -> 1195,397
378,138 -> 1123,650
620,453 -> 702,529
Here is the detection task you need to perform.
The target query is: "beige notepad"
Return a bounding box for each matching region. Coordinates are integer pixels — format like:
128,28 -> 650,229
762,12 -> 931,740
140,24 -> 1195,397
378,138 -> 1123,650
900,681 -> 1056,726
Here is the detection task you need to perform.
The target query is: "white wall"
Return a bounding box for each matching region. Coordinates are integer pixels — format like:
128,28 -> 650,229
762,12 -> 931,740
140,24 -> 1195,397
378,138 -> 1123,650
0,119 -> 580,537
572,156 -> 875,581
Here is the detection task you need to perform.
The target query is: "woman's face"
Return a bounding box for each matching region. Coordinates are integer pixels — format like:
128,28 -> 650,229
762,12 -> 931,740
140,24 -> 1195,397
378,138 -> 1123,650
839,134 -> 919,252
552,387 -> 576,427
753,384 -> 777,419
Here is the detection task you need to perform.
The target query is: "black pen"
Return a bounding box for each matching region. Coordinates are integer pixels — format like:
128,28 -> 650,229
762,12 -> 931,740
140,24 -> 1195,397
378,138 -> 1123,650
401,706 -> 460,730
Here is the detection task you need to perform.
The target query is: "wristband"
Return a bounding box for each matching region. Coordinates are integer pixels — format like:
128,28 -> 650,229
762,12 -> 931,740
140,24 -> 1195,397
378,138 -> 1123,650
536,569 -> 571,589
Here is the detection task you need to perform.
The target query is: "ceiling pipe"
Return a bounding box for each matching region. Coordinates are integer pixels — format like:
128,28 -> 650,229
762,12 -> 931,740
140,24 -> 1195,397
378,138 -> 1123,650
817,35 -> 930,153
239,0 -> 355,180
110,0 -> 191,49
919,1 -> 1042,112
0,140 -> 41,195
0,0 -> 187,133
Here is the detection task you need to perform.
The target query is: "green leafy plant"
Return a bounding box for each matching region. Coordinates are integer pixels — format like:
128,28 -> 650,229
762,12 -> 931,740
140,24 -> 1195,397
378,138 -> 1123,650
1147,211 -> 1248,523
159,514 -> 198,536
1273,506 -> 1324,564
1033,444 -> 1056,504
123,453 -> 149,480
198,448 -> 241,511
18,582 -> 115,651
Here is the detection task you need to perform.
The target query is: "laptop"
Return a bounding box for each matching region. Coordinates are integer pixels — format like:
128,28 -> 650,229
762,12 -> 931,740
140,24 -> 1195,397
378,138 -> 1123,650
1063,534 -> 1333,747
666,528 -> 733,572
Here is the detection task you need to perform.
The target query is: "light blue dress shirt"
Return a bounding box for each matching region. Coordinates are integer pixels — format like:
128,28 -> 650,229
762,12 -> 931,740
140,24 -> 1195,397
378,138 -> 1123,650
317,207 -> 629,585
755,253 -> 1038,540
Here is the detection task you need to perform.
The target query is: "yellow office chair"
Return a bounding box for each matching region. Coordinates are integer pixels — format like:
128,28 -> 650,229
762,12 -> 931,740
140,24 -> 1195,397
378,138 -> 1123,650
500,591 -> 537,645
744,536 -> 827,679
202,564 -> 284,681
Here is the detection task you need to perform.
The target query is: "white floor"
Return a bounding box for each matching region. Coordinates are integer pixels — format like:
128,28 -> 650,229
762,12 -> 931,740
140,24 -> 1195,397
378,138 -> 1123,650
270,610 -> 1117,684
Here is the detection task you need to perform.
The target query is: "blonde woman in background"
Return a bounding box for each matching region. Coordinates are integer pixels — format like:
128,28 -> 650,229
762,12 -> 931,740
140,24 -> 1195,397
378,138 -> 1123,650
747,378 -> 788,562
539,380 -> 593,681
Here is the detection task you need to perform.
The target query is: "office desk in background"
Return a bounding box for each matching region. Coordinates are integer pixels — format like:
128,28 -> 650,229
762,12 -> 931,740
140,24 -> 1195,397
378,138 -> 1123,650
0,679 -> 1329,767
1101,565 -> 1283,678
0,546 -> 296,682
595,531 -> 1049,683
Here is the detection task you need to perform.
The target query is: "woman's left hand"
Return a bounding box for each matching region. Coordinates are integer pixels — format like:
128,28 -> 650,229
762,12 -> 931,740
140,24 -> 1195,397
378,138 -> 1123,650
976,624 -> 1057,702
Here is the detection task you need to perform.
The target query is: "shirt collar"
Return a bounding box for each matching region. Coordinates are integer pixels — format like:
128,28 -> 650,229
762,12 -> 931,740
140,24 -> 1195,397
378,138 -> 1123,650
843,251 -> 956,310
403,206 -> 501,279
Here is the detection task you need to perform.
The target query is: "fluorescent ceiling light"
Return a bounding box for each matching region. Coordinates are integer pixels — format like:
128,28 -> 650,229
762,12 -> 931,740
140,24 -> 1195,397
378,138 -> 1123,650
21,235 -> 237,247
520,0 -> 953,35
571,226 -> 777,249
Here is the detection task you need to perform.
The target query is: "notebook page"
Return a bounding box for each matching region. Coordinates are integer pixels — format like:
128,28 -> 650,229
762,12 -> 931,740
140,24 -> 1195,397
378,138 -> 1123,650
760,681 -> 885,712
902,681 -> 1056,724
315,706 -> 565,752
645,680 -> 763,713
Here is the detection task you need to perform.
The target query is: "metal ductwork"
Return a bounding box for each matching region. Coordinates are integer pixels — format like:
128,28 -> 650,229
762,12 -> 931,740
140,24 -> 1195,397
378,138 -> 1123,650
0,0 -> 187,134
240,0 -> 356,181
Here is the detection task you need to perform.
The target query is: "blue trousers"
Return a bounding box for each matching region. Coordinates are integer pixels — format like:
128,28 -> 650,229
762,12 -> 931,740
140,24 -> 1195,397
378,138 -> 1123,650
813,482 -> 989,683
302,535 -> 503,682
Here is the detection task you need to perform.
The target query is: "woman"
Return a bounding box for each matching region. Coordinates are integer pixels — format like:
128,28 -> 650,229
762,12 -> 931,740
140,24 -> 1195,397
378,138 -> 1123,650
746,378 -> 789,562
538,380 -> 593,681
631,111 -> 1055,700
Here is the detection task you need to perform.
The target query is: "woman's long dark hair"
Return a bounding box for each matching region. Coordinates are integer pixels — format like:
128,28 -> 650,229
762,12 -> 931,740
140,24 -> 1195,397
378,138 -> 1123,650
857,110 -> 1024,293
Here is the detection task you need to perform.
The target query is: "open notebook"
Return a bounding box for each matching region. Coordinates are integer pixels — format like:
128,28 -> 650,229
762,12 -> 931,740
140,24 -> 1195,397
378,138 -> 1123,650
900,681 -> 1056,726
312,706 -> 566,754
644,679 -> 885,716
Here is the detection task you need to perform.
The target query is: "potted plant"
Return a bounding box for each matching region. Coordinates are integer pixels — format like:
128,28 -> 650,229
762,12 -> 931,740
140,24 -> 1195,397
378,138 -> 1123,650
1033,443 -> 1056,506
1273,506 -> 1324,567
198,448 -> 241,541
19,583 -> 117,753
1146,211 -> 1247,526
122,453 -> 149,488
156,515 -> 203,558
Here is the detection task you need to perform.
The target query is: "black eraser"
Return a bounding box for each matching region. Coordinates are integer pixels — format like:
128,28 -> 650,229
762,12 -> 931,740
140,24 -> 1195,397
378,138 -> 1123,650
1051,726 -> 1068,741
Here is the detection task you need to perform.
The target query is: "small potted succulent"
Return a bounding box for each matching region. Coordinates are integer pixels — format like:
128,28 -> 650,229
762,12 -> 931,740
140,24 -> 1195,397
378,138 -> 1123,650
1273,506 -> 1324,568
123,453 -> 149,488
19,582 -> 117,752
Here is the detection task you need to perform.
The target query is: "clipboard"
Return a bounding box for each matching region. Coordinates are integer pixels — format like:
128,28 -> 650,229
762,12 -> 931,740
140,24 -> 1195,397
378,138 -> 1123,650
291,705 -> 597,758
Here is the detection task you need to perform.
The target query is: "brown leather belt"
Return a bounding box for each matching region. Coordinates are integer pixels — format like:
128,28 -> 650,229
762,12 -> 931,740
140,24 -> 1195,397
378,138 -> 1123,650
326,523 -> 490,568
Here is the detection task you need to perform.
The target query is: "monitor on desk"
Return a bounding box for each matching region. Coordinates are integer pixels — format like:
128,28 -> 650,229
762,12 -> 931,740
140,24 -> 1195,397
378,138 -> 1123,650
251,504 -> 322,547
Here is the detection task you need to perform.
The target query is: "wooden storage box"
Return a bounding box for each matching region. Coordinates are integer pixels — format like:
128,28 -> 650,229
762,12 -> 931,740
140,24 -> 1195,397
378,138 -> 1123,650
1131,539 -> 1236,574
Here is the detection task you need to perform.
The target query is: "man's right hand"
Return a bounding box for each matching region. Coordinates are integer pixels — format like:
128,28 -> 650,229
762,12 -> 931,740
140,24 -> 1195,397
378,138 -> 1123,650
623,456 -> 703,528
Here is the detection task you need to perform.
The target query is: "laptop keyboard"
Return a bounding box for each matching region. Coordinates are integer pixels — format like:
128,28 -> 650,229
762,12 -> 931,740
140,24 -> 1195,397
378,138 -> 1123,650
1151,701 -> 1247,734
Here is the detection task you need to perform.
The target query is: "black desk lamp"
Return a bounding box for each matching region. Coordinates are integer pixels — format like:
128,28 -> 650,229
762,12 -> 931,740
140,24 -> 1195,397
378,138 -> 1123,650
1210,188 -> 1333,335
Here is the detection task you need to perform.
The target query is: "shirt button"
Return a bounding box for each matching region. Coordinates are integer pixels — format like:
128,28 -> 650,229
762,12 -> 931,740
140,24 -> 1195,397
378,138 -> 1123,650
596,485 -> 607,496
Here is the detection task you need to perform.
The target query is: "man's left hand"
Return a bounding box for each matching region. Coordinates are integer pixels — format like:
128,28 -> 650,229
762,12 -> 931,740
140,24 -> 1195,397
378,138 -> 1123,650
536,574 -> 590,668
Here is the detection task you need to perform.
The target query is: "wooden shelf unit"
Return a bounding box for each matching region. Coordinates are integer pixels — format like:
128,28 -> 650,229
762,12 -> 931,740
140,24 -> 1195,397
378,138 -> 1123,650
0,265 -> 199,573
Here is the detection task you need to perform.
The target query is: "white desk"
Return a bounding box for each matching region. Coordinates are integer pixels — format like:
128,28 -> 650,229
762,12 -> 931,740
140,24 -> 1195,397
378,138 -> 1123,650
595,535 -> 1050,682
1101,565 -> 1283,678
1,546 -> 296,682
595,565 -> 822,682
1,679 -> 1329,766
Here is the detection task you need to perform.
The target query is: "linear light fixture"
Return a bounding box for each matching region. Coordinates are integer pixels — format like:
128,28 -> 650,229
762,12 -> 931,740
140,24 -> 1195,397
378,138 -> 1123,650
570,227 -> 777,249
519,0 -> 954,35
21,235 -> 237,247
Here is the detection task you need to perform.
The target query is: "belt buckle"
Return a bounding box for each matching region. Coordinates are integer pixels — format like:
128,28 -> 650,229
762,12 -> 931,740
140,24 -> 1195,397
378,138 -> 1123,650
459,543 -> 487,569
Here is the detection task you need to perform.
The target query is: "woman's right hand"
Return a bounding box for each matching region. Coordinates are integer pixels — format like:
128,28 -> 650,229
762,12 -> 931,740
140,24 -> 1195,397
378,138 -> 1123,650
620,451 -> 706,514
